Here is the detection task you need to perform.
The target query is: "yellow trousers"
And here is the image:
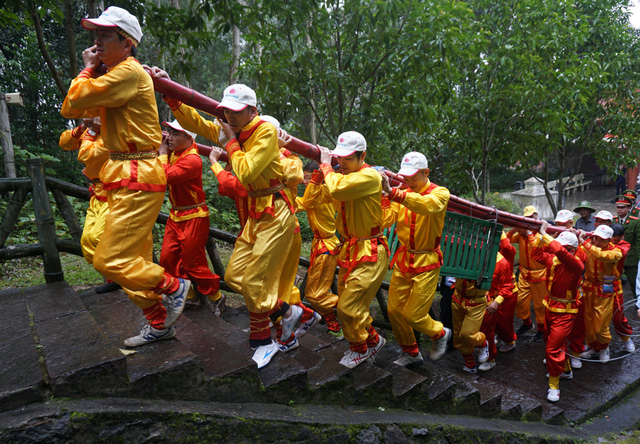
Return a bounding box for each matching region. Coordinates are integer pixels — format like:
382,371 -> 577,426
337,243 -> 389,345
81,196 -> 108,264
388,267 -> 443,346
225,199 -> 295,313
583,288 -> 613,348
452,296 -> 487,356
515,275 -> 547,327
92,187 -> 165,309
278,229 -> 302,305
305,253 -> 339,316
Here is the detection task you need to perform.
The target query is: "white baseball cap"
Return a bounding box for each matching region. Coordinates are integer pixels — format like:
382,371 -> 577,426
81,7 -> 143,46
593,225 -> 614,240
595,210 -> 613,221
556,231 -> 578,248
398,152 -> 428,177
331,131 -> 367,157
554,210 -> 573,224
217,84 -> 257,112
162,120 -> 197,140
260,115 -> 280,129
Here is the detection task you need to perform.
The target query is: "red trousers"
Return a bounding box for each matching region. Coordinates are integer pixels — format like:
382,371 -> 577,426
544,309 -> 576,377
568,298 -> 585,356
160,217 -> 220,296
495,293 -> 517,345
480,310 -> 498,361
613,286 -> 633,339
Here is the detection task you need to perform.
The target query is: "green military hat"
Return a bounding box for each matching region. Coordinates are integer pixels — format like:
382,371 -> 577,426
623,189 -> 637,201
616,195 -> 633,206
573,200 -> 596,213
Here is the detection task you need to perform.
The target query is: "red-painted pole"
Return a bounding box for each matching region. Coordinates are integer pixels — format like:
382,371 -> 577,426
152,75 -> 563,234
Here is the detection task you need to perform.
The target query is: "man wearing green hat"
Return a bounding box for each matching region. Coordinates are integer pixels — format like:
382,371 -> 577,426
573,200 -> 596,232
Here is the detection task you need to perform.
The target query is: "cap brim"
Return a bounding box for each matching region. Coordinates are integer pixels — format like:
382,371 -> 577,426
81,18 -> 118,31
524,212 -> 536,217
161,121 -> 196,139
330,147 -> 356,157
573,207 -> 595,212
397,167 -> 420,177
593,234 -> 611,240
555,218 -> 571,224
216,100 -> 249,112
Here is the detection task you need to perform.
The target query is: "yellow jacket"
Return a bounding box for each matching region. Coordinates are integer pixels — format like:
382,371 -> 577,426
382,180 -> 449,273
61,57 -> 165,192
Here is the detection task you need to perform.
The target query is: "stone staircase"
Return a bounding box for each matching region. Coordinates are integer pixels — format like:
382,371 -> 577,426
2,282 -> 640,426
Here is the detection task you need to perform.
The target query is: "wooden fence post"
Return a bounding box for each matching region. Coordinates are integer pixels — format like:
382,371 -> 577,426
27,158 -> 64,282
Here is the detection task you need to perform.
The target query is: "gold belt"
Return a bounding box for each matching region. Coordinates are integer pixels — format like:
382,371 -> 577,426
247,183 -> 285,198
549,295 -> 574,304
408,247 -> 439,254
110,151 -> 158,161
172,201 -> 206,211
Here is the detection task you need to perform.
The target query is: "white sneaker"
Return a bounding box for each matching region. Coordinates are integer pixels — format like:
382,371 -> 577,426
547,388 -> 560,402
295,311 -> 322,338
339,349 -> 369,368
367,337 -> 386,361
462,365 -> 477,374
624,339 -> 636,353
163,279 -> 191,327
393,352 -> 424,367
546,371 -> 573,380
252,340 -> 279,369
580,348 -> 598,359
477,343 -> 489,363
570,356 -> 582,369
499,342 -> 516,353
277,337 -> 300,353
478,360 -> 496,372
599,347 -> 610,364
124,324 -> 176,347
430,327 -> 451,361
281,305 -> 303,344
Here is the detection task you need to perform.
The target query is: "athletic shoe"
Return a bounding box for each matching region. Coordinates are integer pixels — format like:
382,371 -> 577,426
339,349 -> 369,368
367,337 -> 387,362
328,328 -> 344,340
278,336 -> 299,353
95,281 -> 122,294
163,279 -> 191,328
281,305 -> 303,344
546,371 -> 573,380
430,327 -> 452,361
124,324 -> 176,347
532,331 -> 544,342
295,310 -> 322,338
580,348 -> 598,359
477,342 -> 489,363
185,287 -> 201,309
499,342 -> 516,353
624,339 -> 636,353
516,323 -> 533,336
570,355 -> 582,369
547,388 -> 560,402
252,340 -> 279,369
208,293 -> 226,317
478,360 -> 496,372
393,352 -> 424,368
599,347 -> 610,364
462,366 -> 477,374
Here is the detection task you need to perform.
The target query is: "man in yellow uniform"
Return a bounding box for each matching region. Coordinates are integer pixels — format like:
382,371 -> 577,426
296,161 -> 343,338
578,225 -> 623,363
317,132 -> 390,368
61,7 -> 190,347
148,72 -> 303,368
380,152 -> 451,367
507,206 -> 547,342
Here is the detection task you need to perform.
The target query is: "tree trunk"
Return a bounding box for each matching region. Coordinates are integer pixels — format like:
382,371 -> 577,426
63,0 -> 78,77
230,24 -> 240,84
0,94 -> 16,178
29,1 -> 66,96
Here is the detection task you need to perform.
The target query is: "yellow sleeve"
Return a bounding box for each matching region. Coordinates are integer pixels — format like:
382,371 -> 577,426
297,181 -> 333,209
229,124 -> 279,185
399,186 -> 449,215
64,64 -> 142,112
587,244 -> 623,263
323,167 -> 381,201
381,201 -> 401,229
171,103 -> 221,144
282,153 -> 303,188
210,162 -> 225,176
58,129 -> 80,151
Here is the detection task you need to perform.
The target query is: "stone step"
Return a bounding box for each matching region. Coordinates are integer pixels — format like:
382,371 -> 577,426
26,282 -> 127,398
79,288 -> 201,399
374,343 -> 431,403
0,288 -> 44,412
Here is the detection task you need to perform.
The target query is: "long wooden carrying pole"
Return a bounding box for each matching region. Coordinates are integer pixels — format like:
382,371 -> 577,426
151,74 -> 563,234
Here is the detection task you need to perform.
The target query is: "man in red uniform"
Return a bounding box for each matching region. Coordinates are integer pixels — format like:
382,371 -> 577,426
158,120 -> 224,315
531,221 -> 584,403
